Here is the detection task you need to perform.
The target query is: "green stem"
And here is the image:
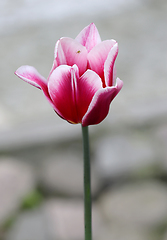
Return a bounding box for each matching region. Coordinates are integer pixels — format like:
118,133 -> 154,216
82,125 -> 92,240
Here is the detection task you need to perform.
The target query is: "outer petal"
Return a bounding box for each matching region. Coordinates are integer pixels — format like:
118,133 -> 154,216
15,65 -> 47,89
50,38 -> 87,77
48,65 -> 79,123
75,23 -> 101,52
82,78 -> 123,127
104,43 -> 118,87
76,69 -> 103,121
88,40 -> 117,87
48,65 -> 103,124
15,65 -> 53,105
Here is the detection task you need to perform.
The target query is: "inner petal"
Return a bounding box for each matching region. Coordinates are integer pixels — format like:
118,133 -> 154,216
88,39 -> 117,87
75,23 -> 101,52
55,38 -> 88,76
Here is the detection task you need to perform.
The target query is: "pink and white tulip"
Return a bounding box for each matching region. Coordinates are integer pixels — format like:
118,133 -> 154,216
15,23 -> 123,126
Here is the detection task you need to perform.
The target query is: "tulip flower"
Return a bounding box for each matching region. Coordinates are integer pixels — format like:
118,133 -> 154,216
15,23 -> 123,127
15,23 -> 124,240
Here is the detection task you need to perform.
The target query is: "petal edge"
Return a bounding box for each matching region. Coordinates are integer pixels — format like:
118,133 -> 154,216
15,65 -> 54,107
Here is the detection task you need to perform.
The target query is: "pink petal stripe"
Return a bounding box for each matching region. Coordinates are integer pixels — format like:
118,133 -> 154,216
88,39 -> 117,87
82,78 -> 123,126
75,23 -> 101,52
48,65 -> 80,123
75,69 -> 103,120
52,37 -> 88,76
104,42 -> 118,87
15,65 -> 54,106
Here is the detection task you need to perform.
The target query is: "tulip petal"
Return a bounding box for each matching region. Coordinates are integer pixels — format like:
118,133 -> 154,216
76,69 -> 103,120
75,23 -> 101,52
48,65 -> 103,124
104,43 -> 118,87
15,65 -> 47,89
82,78 -> 123,126
51,38 -> 87,76
48,65 -> 80,123
88,40 -> 117,87
15,65 -> 54,106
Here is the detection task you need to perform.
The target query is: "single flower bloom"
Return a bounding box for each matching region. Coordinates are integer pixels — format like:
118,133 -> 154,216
15,23 -> 123,126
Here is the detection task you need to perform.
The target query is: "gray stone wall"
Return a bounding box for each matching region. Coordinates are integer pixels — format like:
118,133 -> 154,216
0,0 -> 167,239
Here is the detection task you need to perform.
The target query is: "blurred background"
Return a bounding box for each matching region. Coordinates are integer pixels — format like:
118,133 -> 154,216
0,0 -> 167,239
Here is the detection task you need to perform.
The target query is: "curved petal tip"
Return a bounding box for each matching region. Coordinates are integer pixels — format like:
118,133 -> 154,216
82,78 -> 123,126
15,65 -> 47,89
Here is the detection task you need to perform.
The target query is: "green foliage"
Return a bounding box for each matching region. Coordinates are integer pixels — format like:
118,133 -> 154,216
21,190 -> 43,210
1,215 -> 16,231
